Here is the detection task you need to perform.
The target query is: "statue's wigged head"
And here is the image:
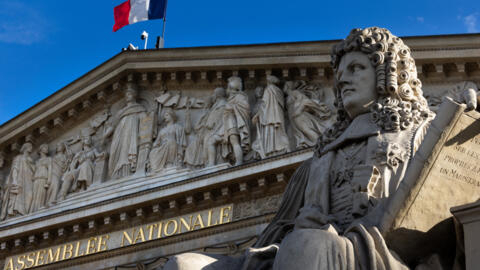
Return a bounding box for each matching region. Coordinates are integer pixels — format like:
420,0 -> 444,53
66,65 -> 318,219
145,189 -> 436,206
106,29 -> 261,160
331,27 -> 432,131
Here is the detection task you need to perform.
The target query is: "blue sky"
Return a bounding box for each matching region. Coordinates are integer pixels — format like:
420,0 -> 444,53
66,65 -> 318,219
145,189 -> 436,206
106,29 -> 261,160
0,0 -> 479,125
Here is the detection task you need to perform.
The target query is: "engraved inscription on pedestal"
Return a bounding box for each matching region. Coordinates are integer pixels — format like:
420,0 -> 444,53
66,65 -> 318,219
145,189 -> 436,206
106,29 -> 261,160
399,111 -> 480,232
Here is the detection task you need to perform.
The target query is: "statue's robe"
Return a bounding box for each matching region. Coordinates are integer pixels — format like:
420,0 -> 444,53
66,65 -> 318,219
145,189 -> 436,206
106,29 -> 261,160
268,113 -> 418,270
30,156 -> 51,213
72,148 -> 96,190
1,154 -> 34,218
286,90 -> 332,148
46,153 -> 67,204
184,111 -> 209,167
108,103 -> 146,179
252,84 -> 289,158
150,123 -> 187,171
224,91 -> 251,154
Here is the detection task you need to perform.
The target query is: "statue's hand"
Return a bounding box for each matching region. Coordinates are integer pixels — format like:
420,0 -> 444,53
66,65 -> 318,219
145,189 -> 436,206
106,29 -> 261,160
450,81 -> 479,111
96,152 -> 106,160
462,87 -> 477,110
224,103 -> 233,112
252,114 -> 259,125
10,185 -> 19,194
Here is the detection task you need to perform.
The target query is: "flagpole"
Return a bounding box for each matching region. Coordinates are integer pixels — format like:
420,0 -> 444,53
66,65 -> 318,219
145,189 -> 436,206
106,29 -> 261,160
160,0 -> 168,48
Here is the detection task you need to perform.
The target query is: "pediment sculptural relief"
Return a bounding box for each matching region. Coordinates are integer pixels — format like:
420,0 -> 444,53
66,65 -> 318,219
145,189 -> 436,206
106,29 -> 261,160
0,66 -> 337,220
161,27 -> 480,270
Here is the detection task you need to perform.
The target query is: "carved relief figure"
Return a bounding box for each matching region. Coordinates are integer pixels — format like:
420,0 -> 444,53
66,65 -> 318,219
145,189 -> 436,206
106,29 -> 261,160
30,144 -> 51,213
251,86 -> 265,118
105,86 -> 147,179
249,86 -> 264,160
252,75 -> 290,158
202,87 -> 229,166
223,76 -> 251,165
1,143 -> 35,219
149,108 -> 187,172
284,81 -> 333,148
46,143 -> 69,206
184,104 -> 208,168
184,88 -> 226,167
58,136 -> 103,200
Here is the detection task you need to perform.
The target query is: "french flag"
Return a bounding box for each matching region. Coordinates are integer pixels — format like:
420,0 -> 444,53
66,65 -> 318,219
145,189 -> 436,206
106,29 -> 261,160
113,0 -> 167,32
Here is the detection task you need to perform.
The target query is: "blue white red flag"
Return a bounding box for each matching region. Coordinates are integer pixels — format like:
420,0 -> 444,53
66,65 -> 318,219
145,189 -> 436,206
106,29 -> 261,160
113,0 -> 167,32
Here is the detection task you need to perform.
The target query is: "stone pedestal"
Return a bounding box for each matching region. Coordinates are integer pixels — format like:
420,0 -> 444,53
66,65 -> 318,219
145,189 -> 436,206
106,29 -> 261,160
451,201 -> 480,270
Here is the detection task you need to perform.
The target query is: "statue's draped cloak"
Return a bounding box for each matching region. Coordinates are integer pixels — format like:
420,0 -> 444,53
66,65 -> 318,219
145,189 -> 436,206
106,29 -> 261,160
224,92 -> 251,153
46,153 -> 67,204
30,156 -> 51,213
108,103 -> 146,178
2,154 -> 35,217
150,123 -> 187,171
73,148 -> 96,189
287,90 -> 331,148
252,84 -> 289,158
206,98 -> 227,137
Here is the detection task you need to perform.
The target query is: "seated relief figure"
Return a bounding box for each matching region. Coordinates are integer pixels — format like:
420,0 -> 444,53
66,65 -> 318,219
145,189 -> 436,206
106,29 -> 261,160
0,143 -> 34,219
252,75 -> 290,159
164,27 -> 478,270
284,81 -> 334,149
58,136 -> 104,200
149,108 -> 187,173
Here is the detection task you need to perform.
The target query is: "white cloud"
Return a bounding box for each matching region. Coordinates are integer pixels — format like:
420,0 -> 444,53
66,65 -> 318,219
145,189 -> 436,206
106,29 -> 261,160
416,17 -> 424,23
0,2 -> 49,45
463,13 -> 478,33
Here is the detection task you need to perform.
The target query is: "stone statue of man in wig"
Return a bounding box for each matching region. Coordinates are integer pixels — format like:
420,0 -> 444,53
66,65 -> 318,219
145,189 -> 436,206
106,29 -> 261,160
163,27 -> 478,270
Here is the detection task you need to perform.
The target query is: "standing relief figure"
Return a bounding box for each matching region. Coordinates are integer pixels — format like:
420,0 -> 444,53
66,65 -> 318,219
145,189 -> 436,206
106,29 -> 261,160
58,136 -> 104,200
30,144 -> 51,213
252,75 -> 290,159
284,81 -> 334,149
46,143 -> 69,206
1,143 -> 35,219
184,88 -> 227,167
223,76 -> 251,166
149,108 -> 187,173
104,85 -> 147,179
183,101 -> 209,168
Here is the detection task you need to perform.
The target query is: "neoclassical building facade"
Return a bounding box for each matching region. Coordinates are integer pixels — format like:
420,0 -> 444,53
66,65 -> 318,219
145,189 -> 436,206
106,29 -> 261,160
0,31 -> 480,270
